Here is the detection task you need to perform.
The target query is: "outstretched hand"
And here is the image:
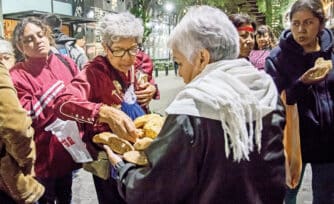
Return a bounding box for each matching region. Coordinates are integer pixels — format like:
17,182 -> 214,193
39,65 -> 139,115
300,58 -> 332,84
98,105 -> 139,143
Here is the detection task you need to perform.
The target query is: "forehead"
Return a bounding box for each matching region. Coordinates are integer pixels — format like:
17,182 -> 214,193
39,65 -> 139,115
291,9 -> 317,21
172,49 -> 189,62
110,38 -> 137,47
23,23 -> 43,35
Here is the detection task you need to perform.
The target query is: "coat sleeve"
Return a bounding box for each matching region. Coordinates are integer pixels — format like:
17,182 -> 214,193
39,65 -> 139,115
265,56 -> 287,93
265,55 -> 310,105
115,115 -> 199,203
0,63 -> 35,173
54,67 -> 102,124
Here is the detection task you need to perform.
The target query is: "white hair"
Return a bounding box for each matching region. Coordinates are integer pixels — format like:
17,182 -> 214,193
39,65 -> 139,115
97,12 -> 144,45
0,39 -> 14,55
167,5 -> 240,63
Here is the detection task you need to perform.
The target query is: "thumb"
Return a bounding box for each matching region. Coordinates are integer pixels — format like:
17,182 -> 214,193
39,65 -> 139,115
103,145 -> 112,154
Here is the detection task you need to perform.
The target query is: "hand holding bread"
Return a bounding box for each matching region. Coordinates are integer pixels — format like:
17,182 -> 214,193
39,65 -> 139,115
94,113 -> 165,166
300,57 -> 332,84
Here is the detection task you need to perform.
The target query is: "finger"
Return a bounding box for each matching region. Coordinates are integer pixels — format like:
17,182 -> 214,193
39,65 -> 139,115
103,144 -> 113,153
124,121 -> 139,143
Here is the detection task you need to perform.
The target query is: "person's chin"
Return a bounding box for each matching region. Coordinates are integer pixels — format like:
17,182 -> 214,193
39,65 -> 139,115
117,66 -> 131,73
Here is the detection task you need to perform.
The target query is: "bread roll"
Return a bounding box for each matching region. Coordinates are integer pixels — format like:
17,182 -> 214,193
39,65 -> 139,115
123,150 -> 148,166
92,132 -> 134,154
133,137 -> 154,150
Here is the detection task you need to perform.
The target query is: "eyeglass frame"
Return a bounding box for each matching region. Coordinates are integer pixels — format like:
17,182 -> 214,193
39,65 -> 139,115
106,44 -> 139,57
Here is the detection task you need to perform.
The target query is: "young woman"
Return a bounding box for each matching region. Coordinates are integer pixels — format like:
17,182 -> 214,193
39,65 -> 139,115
249,25 -> 276,70
104,5 -> 286,204
10,17 -> 80,204
266,0 -> 334,203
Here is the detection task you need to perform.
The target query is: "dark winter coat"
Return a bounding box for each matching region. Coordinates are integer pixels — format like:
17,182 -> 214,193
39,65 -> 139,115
114,109 -> 286,204
265,28 -> 334,163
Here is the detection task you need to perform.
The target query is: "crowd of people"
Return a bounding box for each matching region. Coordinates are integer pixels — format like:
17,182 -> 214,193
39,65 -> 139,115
0,0 -> 333,203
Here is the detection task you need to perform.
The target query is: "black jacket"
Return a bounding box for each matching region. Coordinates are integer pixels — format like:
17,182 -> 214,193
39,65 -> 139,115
115,104 -> 286,204
266,28 -> 334,163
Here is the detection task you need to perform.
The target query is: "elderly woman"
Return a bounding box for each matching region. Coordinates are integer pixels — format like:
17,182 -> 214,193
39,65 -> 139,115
104,5 -> 286,203
9,17 -> 82,203
54,12 -> 157,203
0,39 -> 16,69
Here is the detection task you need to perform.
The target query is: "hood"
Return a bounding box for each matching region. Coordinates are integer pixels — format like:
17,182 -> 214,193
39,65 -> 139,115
279,28 -> 334,55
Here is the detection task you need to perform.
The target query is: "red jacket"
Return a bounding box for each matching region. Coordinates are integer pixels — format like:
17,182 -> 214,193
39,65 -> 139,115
10,54 -> 80,178
55,55 -> 157,157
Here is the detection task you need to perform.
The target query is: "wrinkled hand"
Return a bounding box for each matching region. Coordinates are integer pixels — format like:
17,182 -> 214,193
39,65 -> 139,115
98,105 -> 138,143
135,82 -> 156,107
300,63 -> 331,85
103,145 -> 122,166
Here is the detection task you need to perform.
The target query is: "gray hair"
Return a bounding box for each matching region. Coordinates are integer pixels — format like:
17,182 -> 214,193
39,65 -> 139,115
167,5 -> 239,63
97,12 -> 144,45
0,39 -> 14,54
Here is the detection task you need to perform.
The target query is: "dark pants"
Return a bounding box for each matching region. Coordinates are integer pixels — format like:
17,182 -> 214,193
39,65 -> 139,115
0,190 -> 16,204
37,173 -> 72,204
285,163 -> 334,204
93,175 -> 125,204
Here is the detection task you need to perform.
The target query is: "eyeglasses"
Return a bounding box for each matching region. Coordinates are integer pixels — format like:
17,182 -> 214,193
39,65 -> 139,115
107,45 -> 138,57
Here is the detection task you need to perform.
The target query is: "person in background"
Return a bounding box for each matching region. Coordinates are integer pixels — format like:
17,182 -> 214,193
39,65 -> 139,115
10,17 -> 80,204
53,12 -> 156,203
104,5 -> 286,204
0,39 -> 16,69
74,32 -> 89,68
41,14 -> 88,70
249,25 -> 277,70
229,13 -> 256,60
0,61 -> 45,204
265,0 -> 334,203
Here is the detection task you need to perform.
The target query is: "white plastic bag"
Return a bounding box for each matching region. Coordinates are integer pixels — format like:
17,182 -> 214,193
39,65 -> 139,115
45,118 -> 93,163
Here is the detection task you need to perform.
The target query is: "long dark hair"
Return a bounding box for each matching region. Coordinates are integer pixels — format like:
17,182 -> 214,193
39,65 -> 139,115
229,13 -> 257,30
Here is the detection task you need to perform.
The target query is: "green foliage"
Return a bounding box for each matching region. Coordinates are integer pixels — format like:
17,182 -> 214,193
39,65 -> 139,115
129,0 -> 152,43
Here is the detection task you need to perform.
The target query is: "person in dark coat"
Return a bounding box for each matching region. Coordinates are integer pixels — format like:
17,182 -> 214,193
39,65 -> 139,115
104,5 -> 286,204
265,0 -> 334,203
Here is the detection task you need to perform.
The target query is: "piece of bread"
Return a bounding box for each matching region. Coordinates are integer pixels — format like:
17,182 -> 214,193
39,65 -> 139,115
123,150 -> 148,166
311,57 -> 333,78
133,137 -> 154,150
134,113 -> 163,128
92,132 -> 134,154
143,116 -> 164,139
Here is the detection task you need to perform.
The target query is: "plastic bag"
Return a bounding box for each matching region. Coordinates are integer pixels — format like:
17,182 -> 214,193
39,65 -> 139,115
281,91 -> 302,188
121,84 -> 145,120
45,118 -> 93,163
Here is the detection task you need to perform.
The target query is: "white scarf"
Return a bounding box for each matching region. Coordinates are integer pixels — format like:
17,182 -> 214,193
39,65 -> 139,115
165,58 -> 278,161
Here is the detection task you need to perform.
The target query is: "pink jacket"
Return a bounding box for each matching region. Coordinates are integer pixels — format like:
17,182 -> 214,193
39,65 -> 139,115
10,54 -> 80,178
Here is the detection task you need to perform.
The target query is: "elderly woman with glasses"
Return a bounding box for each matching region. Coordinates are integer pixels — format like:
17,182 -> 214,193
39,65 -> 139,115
54,12 -> 157,203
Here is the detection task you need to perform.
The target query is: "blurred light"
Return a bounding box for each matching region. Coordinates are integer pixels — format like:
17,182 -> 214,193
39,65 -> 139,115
86,10 -> 94,18
164,2 -> 174,13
